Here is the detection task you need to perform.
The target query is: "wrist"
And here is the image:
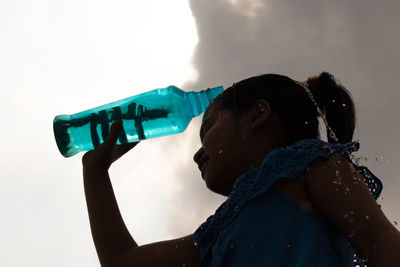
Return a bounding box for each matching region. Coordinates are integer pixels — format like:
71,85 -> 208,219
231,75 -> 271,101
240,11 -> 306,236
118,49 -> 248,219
83,164 -> 109,178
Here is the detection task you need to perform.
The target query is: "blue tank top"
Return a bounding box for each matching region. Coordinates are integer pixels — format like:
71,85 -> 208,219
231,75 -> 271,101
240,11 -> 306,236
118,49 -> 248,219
193,139 -> 382,267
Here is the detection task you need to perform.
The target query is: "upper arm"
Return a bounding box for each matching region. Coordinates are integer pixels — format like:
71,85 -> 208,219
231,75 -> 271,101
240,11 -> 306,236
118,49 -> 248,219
116,234 -> 201,267
302,153 -> 394,259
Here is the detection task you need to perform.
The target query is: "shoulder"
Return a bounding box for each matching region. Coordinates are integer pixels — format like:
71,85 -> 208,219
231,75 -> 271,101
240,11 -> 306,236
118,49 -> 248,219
301,152 -> 393,260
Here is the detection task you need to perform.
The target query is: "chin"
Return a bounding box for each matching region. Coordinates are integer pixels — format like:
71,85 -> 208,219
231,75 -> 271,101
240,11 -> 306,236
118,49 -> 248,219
205,178 -> 231,196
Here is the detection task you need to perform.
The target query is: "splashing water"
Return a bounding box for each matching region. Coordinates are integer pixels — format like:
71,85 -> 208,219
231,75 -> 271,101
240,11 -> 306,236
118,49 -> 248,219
350,154 -> 391,166
333,169 -> 343,185
344,187 -> 350,195
349,230 -> 356,238
344,211 -> 355,223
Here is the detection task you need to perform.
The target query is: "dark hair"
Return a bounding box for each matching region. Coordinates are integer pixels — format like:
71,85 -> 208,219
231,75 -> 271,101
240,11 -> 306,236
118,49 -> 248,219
214,72 -> 356,145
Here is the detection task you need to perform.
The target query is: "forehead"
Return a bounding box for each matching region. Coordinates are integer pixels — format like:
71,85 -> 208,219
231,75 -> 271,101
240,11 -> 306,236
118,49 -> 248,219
202,102 -> 221,124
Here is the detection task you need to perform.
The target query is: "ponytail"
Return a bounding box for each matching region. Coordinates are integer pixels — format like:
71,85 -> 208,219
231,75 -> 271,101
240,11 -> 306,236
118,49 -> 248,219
306,72 -> 356,144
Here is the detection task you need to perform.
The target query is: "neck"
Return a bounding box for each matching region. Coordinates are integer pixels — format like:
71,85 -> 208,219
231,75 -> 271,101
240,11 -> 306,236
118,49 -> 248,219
244,115 -> 288,169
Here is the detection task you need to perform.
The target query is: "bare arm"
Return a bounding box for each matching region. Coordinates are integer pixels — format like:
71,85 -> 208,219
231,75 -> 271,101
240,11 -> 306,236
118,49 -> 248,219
83,167 -> 137,265
302,152 -> 400,266
82,121 -> 201,266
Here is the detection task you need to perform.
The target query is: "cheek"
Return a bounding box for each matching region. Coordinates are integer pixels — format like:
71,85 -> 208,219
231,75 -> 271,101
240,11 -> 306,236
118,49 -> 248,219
202,122 -> 237,157
203,144 -> 248,193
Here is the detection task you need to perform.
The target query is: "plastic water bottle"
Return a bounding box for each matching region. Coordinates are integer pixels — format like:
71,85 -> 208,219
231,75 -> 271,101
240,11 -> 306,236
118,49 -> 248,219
53,85 -> 224,157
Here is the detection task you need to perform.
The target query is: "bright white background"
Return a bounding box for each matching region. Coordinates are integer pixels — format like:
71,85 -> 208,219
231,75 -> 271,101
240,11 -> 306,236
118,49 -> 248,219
1,0 -> 399,266
0,1 -> 203,266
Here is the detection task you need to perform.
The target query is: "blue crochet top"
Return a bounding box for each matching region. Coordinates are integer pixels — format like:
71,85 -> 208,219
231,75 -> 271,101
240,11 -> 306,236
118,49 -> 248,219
193,139 -> 382,267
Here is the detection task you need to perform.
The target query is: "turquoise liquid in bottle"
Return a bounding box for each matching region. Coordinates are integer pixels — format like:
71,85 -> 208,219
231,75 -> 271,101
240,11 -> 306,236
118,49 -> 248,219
53,85 -> 223,157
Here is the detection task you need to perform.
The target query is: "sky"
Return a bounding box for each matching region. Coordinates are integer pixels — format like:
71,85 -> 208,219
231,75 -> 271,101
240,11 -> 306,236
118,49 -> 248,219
1,0 -> 399,266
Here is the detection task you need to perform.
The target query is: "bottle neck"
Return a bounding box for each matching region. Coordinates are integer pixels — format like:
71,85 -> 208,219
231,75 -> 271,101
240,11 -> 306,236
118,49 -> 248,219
185,86 -> 224,117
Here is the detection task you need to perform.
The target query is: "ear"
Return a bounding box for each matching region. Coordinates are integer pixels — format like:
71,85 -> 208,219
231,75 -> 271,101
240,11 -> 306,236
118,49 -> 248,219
249,99 -> 272,130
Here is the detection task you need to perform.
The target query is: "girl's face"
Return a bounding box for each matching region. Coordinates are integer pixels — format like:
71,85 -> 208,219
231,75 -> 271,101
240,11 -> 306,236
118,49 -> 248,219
193,104 -> 253,196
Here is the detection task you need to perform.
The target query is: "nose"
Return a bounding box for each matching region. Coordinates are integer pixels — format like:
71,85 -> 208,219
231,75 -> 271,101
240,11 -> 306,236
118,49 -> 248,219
193,147 -> 203,163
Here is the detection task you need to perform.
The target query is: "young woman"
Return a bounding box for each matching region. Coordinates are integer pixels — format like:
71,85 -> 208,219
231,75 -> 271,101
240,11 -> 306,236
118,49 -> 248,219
82,72 -> 400,266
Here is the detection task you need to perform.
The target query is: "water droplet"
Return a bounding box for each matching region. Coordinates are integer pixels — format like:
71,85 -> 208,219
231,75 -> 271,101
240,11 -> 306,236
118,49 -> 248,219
230,244 -> 234,249
365,215 -> 370,219
304,121 -> 309,125
286,244 -> 291,248
349,230 -> 355,238
337,160 -> 341,164
175,245 -> 179,248
332,99 -> 336,103
342,103 -> 346,107
335,188 -> 339,192
344,211 -> 355,223
218,149 -> 223,154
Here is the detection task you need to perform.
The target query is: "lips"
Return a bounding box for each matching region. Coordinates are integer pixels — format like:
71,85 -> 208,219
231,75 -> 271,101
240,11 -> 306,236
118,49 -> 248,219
200,160 -> 208,176
198,155 -> 209,176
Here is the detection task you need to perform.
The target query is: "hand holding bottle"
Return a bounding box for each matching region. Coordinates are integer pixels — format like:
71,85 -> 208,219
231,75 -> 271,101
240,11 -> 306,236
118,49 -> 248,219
82,120 -> 139,173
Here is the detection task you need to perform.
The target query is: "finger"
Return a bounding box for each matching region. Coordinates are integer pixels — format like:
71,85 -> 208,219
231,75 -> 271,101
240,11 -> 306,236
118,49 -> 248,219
111,142 -> 140,163
104,120 -> 121,146
116,142 -> 139,155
